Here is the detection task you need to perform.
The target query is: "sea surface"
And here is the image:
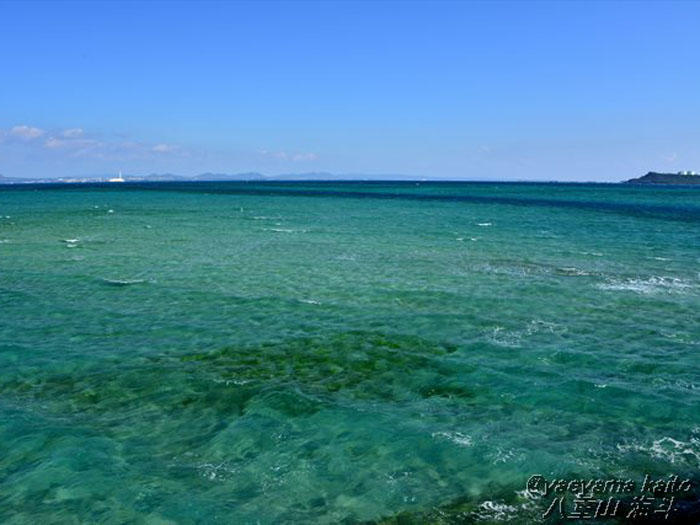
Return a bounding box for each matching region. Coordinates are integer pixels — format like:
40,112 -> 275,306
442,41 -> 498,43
1,181 -> 698,523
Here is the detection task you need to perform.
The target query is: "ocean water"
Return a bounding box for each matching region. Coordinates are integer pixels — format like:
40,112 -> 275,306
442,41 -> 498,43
0,181 -> 698,523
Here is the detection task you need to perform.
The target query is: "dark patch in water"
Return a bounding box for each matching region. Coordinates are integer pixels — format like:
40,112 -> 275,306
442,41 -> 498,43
182,331 -> 468,403
0,331 -> 469,422
5,180 -> 699,222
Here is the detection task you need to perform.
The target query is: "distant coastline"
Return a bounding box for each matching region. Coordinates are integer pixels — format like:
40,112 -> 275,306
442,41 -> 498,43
0,172 -> 429,185
2,171 -> 700,185
1,172 -> 457,185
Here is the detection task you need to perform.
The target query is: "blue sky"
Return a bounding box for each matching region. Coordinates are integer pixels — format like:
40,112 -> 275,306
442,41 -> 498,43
1,1 -> 699,181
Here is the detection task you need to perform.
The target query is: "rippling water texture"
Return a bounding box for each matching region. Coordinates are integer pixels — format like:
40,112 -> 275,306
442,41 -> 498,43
1,181 -> 698,523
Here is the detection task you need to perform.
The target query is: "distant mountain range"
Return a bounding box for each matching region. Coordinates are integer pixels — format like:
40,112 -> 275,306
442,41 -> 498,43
625,171 -> 700,185
0,172 -> 428,184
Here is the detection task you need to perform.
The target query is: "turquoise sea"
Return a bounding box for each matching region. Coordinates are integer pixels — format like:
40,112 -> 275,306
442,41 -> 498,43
1,181 -> 698,523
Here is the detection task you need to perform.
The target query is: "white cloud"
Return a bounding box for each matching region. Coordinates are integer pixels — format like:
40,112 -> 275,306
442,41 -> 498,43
259,149 -> 318,162
10,125 -> 45,140
292,152 -> 318,162
44,137 -> 66,149
152,143 -> 176,153
44,137 -> 102,155
61,128 -> 84,138
2,123 -> 185,162
259,149 -> 288,160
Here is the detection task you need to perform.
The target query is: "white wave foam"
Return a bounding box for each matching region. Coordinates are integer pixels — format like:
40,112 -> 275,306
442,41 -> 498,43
264,228 -> 306,233
471,490 -> 540,522
477,222 -> 492,227
488,327 -> 522,347
100,278 -> 147,286
213,378 -> 251,386
488,320 -> 564,348
488,447 -> 522,465
514,489 -> 540,501
662,331 -> 700,346
196,461 -> 238,481
473,501 -> 519,522
597,276 -> 695,294
617,436 -> 700,465
529,320 -> 560,334
557,267 -> 591,276
652,376 -> 698,391
431,431 -> 473,447
476,263 -> 530,277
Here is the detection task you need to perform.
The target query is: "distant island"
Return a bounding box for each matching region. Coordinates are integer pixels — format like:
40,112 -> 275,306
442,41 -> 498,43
625,171 -> 700,185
